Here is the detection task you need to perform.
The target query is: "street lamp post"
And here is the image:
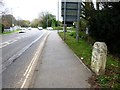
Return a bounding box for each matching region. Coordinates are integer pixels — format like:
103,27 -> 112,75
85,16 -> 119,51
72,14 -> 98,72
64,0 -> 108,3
63,0 -> 66,40
11,8 -> 14,31
76,2 -> 81,42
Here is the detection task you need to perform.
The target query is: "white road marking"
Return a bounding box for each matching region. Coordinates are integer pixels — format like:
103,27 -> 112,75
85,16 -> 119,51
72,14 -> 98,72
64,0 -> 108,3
21,48 -> 39,88
1,31 -> 47,74
0,34 -> 33,48
20,32 -> 50,88
0,42 -> 10,48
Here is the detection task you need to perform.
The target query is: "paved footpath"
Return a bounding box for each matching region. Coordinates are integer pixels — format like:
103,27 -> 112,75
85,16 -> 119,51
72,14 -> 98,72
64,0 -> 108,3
31,31 -> 92,88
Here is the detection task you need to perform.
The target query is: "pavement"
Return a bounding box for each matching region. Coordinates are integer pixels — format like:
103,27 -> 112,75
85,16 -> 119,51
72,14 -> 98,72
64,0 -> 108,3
30,30 -> 92,88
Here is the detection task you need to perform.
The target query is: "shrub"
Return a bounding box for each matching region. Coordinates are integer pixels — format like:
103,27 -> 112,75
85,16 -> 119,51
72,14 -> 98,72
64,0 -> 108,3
69,31 -> 76,38
53,26 -> 63,30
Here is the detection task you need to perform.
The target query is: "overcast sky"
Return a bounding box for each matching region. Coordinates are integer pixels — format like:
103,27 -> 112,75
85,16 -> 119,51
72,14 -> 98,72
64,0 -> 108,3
3,0 -> 100,21
4,0 -> 60,21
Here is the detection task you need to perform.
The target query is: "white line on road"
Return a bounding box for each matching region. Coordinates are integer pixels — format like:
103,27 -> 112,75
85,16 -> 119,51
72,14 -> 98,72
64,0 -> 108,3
0,35 -> 31,49
20,32 -> 50,89
1,31 -> 47,74
21,44 -> 40,88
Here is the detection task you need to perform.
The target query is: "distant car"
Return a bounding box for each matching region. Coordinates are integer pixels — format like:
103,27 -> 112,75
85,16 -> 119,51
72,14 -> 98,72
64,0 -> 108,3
19,28 -> 26,33
38,27 -> 43,30
28,27 -> 32,30
47,27 -> 53,30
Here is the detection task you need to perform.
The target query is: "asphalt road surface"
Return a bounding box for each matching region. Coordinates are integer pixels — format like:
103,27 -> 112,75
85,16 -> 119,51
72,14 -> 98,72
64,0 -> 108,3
1,28 -> 48,88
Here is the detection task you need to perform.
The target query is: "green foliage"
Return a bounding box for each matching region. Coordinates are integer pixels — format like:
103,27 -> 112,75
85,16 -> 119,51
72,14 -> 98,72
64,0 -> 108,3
97,75 -> 111,86
30,19 -> 39,28
79,31 -> 86,39
59,32 -> 92,67
96,46 -> 120,88
82,2 -> 120,55
68,31 -> 76,38
53,26 -> 63,30
79,18 -> 88,31
17,20 -> 30,27
38,12 -> 57,28
2,29 -> 20,34
97,71 -> 119,88
59,32 -> 120,88
2,14 -> 17,28
55,21 -> 62,27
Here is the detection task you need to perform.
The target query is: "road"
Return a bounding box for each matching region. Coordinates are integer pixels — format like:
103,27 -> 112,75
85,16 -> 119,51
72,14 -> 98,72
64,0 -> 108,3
0,28 -> 48,88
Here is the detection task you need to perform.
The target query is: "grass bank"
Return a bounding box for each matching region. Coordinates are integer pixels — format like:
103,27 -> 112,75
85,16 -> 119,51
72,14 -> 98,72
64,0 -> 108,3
53,27 -> 63,30
53,26 -> 75,30
58,31 -> 120,88
2,29 -> 20,35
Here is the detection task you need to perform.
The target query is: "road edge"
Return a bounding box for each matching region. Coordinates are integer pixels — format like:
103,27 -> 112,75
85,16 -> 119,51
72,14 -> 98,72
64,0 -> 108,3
57,32 -> 93,74
20,31 -> 50,89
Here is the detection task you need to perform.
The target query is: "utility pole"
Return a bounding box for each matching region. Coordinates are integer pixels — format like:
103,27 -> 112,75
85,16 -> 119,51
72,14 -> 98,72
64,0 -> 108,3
11,8 -> 14,31
58,0 -> 59,21
47,14 -> 49,28
63,0 -> 66,40
76,2 -> 81,42
57,0 -> 59,32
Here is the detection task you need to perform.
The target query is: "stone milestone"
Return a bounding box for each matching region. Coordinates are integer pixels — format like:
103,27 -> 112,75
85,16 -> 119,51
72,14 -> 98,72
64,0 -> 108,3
91,42 -> 107,75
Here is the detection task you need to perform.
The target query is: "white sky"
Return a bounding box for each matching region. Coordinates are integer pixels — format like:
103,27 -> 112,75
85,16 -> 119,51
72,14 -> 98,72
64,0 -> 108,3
4,0 -> 60,21
3,0 -> 98,21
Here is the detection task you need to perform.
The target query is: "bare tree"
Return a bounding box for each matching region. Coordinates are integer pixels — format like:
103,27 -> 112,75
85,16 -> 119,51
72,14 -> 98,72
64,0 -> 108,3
0,0 -> 4,12
0,0 -> 10,15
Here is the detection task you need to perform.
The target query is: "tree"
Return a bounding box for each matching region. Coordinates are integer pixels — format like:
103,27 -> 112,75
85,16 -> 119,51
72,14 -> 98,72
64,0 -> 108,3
30,19 -> 39,28
2,14 -> 16,29
82,1 -> 120,55
0,0 -> 4,12
38,12 -> 56,28
55,20 -> 62,27
16,20 -> 30,27
0,0 -> 10,15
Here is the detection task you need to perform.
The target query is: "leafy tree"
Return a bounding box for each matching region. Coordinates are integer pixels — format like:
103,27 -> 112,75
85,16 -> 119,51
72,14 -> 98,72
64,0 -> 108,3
30,19 -> 39,28
81,1 -> 95,22
82,1 -> 120,55
0,0 -> 10,15
38,12 -> 56,28
55,20 -> 62,27
16,20 -> 30,27
2,14 -> 16,28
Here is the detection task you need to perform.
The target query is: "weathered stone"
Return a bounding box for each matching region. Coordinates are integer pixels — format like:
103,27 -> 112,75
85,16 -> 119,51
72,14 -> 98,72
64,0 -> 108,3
91,42 -> 107,75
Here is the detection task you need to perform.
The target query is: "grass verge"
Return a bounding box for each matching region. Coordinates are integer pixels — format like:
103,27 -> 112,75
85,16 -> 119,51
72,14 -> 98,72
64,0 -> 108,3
2,29 -> 20,34
58,32 -> 120,88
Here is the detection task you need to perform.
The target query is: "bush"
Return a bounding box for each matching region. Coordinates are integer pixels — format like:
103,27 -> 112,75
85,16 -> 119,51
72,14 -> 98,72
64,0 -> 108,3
88,2 -> 120,56
53,26 -> 63,30
69,31 -> 76,38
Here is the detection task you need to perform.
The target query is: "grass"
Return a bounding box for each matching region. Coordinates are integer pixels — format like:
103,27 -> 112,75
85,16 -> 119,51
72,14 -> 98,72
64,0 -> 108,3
59,32 -> 92,67
2,29 -> 20,34
53,26 -> 63,30
58,31 -> 120,88
53,26 -> 75,30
